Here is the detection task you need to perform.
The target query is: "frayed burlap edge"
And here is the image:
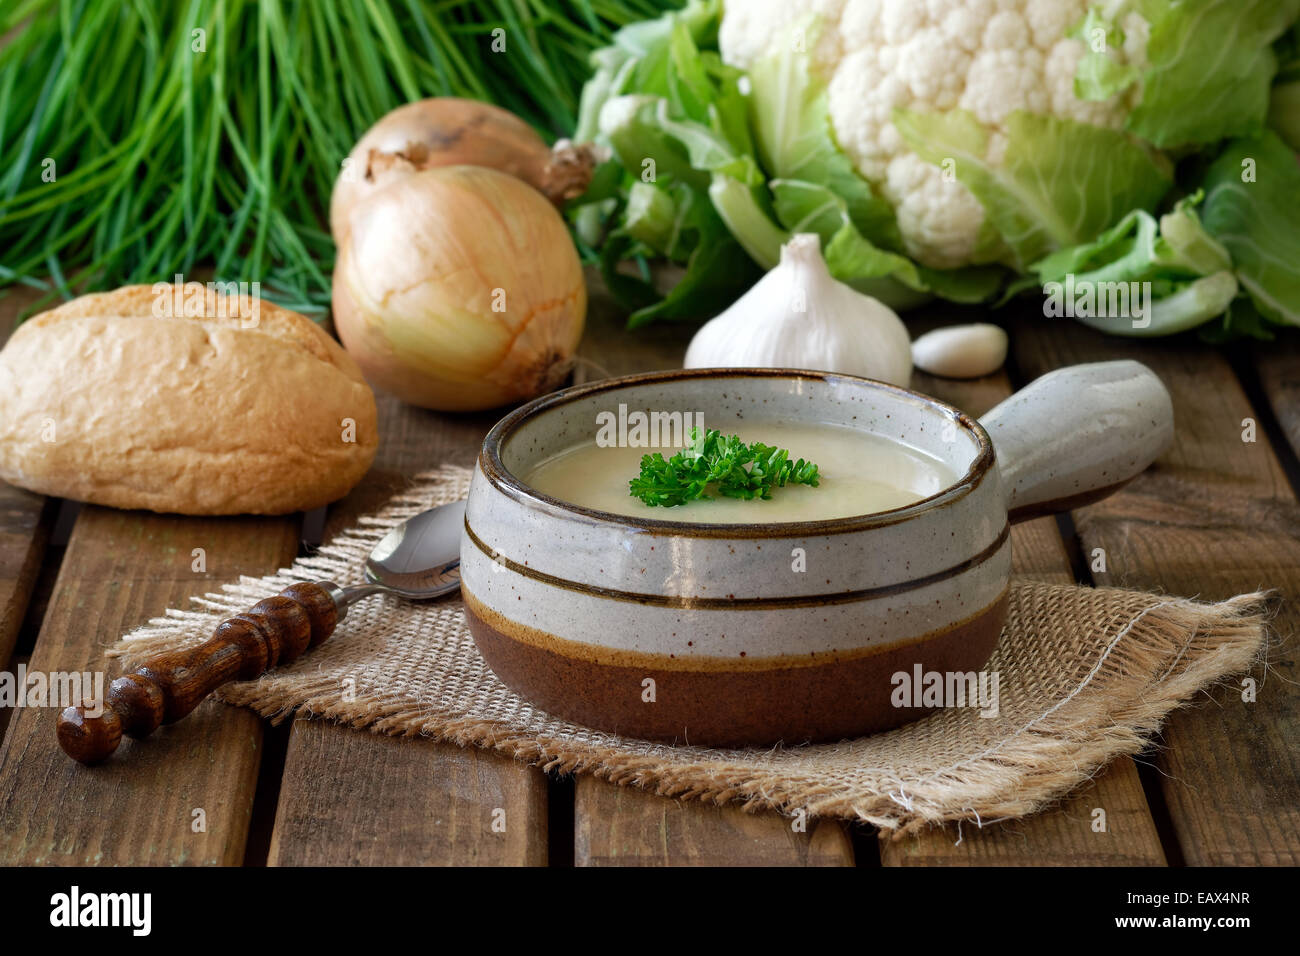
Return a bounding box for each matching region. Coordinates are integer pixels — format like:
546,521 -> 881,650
109,466 -> 1271,835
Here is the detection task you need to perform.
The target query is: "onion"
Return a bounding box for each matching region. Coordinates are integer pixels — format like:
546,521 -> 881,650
332,165 -> 586,412
330,98 -> 596,243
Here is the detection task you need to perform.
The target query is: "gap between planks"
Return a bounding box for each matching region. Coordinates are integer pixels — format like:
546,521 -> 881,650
1012,316 -> 1300,866
0,290 -> 55,682
0,507 -> 299,865
571,288 -> 857,866
262,395 -> 551,866
878,334 -> 1166,867
0,290 -> 300,865
269,308 -> 1296,866
267,280 -> 858,867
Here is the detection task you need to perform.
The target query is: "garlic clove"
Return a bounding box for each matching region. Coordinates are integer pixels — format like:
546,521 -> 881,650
911,323 -> 1008,379
683,234 -> 913,387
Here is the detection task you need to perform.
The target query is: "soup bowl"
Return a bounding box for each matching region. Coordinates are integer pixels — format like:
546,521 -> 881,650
460,361 -> 1173,746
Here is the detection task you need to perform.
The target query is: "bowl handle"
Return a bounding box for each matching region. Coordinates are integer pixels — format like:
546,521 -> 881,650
977,360 -> 1174,523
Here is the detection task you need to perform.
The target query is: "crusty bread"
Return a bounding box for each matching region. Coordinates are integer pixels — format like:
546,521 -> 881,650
0,285 -> 378,515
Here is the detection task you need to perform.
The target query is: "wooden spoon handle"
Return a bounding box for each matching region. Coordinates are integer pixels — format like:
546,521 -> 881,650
57,581 -> 342,765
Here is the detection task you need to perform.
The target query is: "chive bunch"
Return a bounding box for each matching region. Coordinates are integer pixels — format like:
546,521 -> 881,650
0,0 -> 677,316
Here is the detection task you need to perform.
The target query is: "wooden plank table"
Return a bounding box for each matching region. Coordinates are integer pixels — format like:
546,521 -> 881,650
0,282 -> 1294,867
878,320 -> 1166,867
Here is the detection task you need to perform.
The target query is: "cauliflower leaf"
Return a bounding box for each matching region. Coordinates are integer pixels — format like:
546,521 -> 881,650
1200,130 -> 1300,327
895,108 -> 1172,270
1122,0 -> 1300,147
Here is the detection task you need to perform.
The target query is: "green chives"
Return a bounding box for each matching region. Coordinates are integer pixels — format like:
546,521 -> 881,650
0,0 -> 680,317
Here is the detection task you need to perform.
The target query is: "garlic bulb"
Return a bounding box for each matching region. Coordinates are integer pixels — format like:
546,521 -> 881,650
683,234 -> 912,386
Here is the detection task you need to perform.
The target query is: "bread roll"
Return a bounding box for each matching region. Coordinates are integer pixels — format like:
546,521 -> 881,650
0,285 -> 378,515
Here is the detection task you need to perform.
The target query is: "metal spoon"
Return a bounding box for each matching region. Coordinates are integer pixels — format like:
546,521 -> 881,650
57,500 -> 467,765
328,498 -> 466,612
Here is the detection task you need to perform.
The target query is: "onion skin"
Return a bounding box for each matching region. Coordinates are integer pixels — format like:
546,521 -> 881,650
332,165 -> 586,412
330,98 -> 594,243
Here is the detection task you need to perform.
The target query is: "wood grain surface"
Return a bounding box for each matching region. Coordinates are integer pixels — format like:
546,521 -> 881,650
264,385 -> 551,866
0,507 -> 298,864
574,778 -> 854,866
1,282 -> 1295,866
878,333 -> 1166,866
1255,341 -> 1300,462
568,292 -> 856,866
1012,318 -> 1300,866
269,718 -> 547,866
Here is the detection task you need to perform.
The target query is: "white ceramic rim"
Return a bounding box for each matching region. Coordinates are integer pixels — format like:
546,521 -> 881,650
478,367 -> 996,539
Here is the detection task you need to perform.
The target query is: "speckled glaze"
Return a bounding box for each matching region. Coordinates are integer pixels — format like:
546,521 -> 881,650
460,361 -> 1173,745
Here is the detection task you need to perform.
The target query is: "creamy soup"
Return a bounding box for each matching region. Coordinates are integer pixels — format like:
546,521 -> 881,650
522,421 -> 959,523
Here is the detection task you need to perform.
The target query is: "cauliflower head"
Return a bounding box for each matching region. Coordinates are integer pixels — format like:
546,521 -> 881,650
719,0 -> 1150,268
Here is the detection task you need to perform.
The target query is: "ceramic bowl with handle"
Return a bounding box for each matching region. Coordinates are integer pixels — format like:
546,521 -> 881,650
460,361 -> 1173,746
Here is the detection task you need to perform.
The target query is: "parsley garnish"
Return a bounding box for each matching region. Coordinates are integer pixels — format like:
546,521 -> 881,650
629,428 -> 821,508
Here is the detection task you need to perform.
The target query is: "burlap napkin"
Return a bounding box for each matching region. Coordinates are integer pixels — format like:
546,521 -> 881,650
112,466 -> 1268,834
